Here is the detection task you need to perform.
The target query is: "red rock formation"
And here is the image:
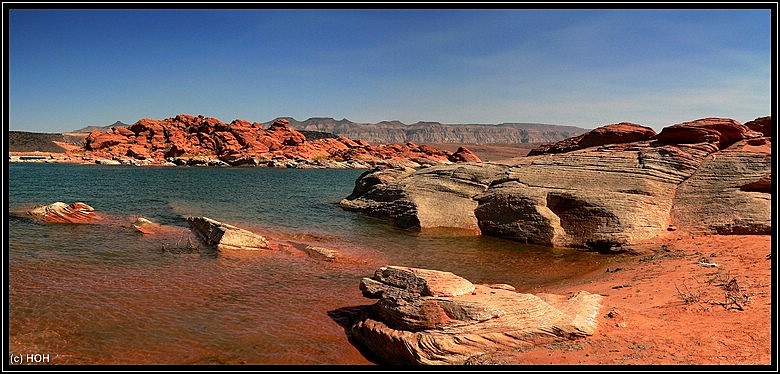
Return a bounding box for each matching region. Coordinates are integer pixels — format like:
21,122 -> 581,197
744,116 -> 772,138
652,117 -> 762,149
74,114 -> 471,167
126,145 -> 149,160
113,126 -> 135,137
448,146 -> 482,163
267,118 -> 307,146
85,132 -> 128,150
528,122 -> 656,156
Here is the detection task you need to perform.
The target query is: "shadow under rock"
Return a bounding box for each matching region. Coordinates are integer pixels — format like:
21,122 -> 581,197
327,305 -> 386,365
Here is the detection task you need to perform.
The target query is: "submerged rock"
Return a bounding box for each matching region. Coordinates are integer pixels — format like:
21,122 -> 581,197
26,202 -> 102,224
186,216 -> 269,251
348,266 -> 603,364
302,245 -> 338,261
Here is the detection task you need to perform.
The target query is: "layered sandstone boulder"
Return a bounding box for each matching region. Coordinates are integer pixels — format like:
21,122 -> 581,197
348,266 -> 603,364
186,216 -> 269,251
26,202 -> 103,224
341,117 -> 771,248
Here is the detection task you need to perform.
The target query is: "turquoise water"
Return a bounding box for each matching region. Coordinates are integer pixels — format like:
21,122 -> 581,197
7,163 -> 613,365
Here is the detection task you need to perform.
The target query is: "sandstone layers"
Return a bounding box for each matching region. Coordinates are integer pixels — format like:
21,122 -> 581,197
348,266 -> 603,364
79,114 -> 481,168
25,202 -> 103,224
340,117 -> 772,249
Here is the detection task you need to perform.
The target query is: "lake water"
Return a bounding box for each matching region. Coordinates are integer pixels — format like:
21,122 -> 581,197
7,163 -> 616,365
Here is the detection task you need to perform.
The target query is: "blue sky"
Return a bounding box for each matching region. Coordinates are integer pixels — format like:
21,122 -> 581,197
7,8 -> 773,133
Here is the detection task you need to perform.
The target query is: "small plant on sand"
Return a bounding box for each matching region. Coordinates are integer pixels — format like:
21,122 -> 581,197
674,281 -> 702,305
706,269 -> 750,311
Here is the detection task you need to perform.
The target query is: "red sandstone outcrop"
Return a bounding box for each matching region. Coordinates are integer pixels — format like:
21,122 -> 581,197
348,266 -> 603,364
77,114 -> 472,168
340,117 -> 772,249
652,117 -> 763,150
26,202 -> 103,224
744,116 -> 772,137
528,122 -> 657,156
85,132 -> 128,151
447,146 -> 482,163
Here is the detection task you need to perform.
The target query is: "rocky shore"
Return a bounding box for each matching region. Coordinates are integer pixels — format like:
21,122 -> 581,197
10,114 -> 772,366
340,116 -> 772,249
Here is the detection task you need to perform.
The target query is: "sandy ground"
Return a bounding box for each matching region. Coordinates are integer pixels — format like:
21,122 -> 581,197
468,232 -> 774,366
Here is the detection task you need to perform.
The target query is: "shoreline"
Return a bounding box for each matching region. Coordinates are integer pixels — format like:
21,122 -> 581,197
467,231 -> 773,365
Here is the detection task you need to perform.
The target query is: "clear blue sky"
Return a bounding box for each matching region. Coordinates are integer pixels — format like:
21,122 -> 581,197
8,8 -> 773,133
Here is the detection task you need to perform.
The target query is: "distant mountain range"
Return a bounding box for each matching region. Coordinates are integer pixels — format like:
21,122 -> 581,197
71,121 -> 131,134
264,117 -> 589,144
71,117 -> 589,144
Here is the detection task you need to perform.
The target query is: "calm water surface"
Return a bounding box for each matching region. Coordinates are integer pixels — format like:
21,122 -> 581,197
7,163 -> 615,365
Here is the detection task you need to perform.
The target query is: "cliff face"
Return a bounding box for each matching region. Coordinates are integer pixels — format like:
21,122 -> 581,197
266,117 -> 589,144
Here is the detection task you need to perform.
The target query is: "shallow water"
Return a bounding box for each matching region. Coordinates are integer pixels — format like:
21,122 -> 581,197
7,163 -> 614,365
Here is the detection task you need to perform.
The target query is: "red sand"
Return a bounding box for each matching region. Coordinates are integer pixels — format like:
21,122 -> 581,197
472,232 -> 773,365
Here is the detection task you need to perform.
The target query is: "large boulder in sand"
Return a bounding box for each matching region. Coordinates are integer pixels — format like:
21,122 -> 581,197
26,202 -> 102,224
186,216 -> 269,251
348,266 -> 603,364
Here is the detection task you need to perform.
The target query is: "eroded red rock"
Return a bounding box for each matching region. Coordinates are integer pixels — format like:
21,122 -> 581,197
448,146 -> 482,163
74,114 -> 473,167
528,122 -> 656,156
85,132 -> 129,150
744,116 -> 772,138
652,118 -> 763,149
